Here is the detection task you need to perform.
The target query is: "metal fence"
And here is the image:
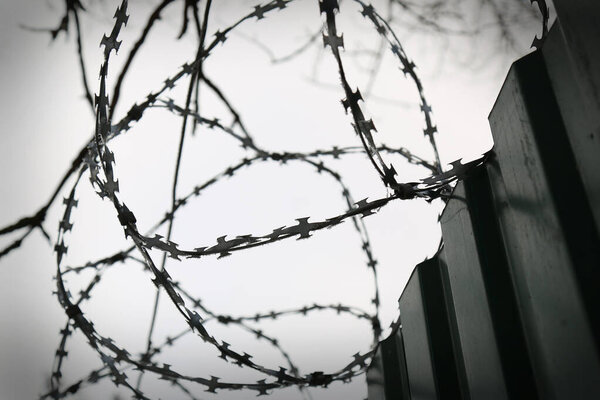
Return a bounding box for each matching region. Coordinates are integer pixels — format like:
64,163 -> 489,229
367,1 -> 600,398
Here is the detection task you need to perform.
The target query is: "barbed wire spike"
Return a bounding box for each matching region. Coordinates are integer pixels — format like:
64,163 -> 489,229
322,33 -> 344,50
341,88 -> 363,112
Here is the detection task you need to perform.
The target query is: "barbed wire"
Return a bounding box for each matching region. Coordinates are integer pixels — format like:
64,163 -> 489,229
1,0 -> 549,398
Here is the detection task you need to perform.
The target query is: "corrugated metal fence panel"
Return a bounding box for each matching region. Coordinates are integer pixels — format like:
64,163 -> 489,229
367,8 -> 600,398
460,166 -> 538,399
399,257 -> 466,400
551,0 -> 600,231
367,347 -> 386,400
398,265 -> 438,399
380,329 -> 411,400
440,175 -> 517,400
366,329 -> 412,400
487,49 -> 600,398
541,19 -> 600,236
552,0 -> 600,115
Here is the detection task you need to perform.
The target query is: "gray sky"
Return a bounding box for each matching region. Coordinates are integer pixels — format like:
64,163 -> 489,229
0,0 -> 542,399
